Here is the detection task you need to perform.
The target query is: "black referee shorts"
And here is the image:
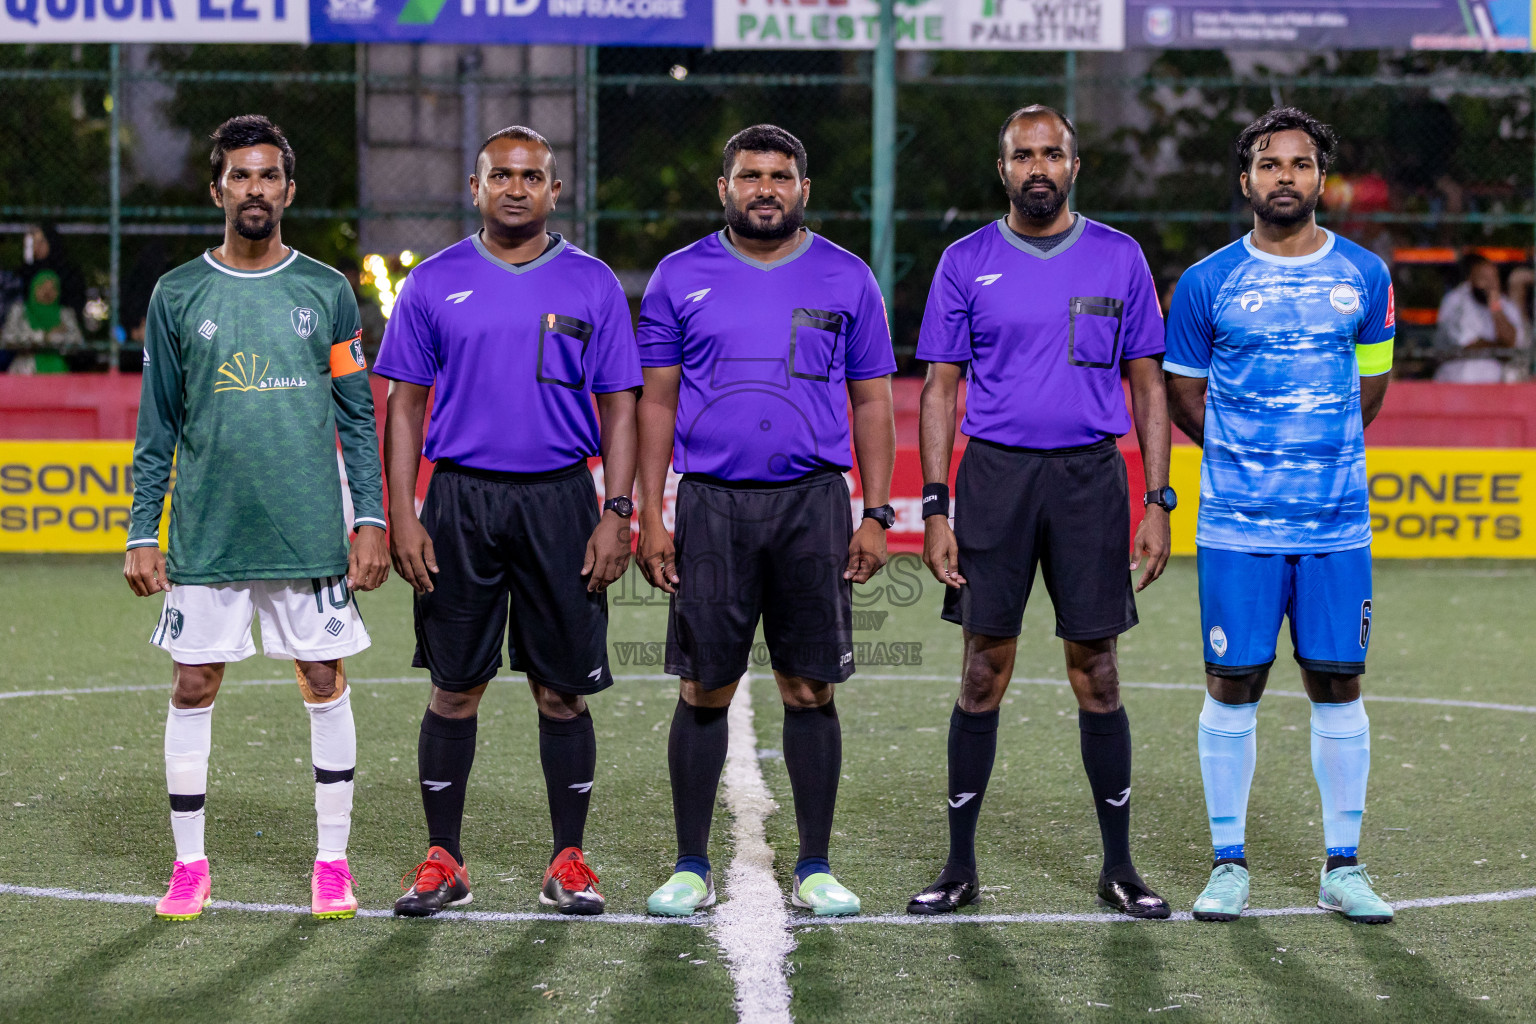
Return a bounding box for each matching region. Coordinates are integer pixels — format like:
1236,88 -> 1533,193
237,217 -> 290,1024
942,437 -> 1138,641
411,459 -> 613,695
665,470 -> 854,689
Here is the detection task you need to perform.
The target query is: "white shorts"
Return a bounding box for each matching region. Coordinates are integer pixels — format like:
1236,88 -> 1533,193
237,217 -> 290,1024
149,577 -> 371,664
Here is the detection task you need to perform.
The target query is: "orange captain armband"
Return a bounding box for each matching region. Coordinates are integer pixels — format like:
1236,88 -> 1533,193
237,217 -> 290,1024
330,329 -> 367,378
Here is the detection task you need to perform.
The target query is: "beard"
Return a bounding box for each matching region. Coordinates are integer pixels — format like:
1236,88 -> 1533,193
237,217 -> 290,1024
1006,174 -> 1072,222
1250,184 -> 1320,228
1471,286 -> 1490,306
724,194 -> 806,240
232,202 -> 278,240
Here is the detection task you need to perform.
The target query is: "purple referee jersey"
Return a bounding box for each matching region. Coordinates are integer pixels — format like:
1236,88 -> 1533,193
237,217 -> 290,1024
916,217 -> 1164,449
373,233 -> 642,473
638,229 -> 896,482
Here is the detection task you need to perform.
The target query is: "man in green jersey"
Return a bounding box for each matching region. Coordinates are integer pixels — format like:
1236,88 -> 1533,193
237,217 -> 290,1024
124,115 -> 389,922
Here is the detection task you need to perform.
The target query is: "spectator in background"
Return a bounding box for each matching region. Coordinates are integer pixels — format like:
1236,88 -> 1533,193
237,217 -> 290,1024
1,269 -> 83,374
23,225 -> 86,318
1434,253 -> 1528,383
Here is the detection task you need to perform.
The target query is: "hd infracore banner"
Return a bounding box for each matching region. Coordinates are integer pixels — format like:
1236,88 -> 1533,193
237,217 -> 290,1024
1128,0 -> 1531,50
1,0 -> 309,43
717,0 -> 1125,50
310,0 -> 712,43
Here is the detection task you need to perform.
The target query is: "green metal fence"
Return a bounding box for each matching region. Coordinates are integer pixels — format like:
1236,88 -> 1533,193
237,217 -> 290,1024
4,43 -> 1535,372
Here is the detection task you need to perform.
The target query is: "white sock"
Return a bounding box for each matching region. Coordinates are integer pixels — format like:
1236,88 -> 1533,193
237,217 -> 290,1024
307,688 -> 356,862
1197,695 -> 1259,854
1310,699 -> 1370,855
165,701 -> 213,864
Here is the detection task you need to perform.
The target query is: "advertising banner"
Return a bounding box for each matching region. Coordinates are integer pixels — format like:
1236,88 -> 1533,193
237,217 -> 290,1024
0,0 -> 308,43
310,0 -> 711,43
1166,445 -> 1536,558
0,441 -> 166,554
717,0 -> 1124,50
1128,0 -> 1531,51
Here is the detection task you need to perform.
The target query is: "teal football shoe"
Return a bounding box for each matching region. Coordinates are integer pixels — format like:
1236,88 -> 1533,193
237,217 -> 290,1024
1192,862 -> 1250,922
791,872 -> 861,916
646,871 -> 714,917
1318,864 -> 1394,924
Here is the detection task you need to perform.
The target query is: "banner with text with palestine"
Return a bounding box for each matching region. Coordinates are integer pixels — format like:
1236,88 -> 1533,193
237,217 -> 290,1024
311,0 -> 711,43
717,0 -> 1125,50
1,0 -> 308,43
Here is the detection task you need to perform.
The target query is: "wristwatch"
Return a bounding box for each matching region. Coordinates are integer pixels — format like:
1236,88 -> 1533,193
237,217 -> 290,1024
1143,487 -> 1177,512
862,505 -> 897,529
603,495 -> 635,518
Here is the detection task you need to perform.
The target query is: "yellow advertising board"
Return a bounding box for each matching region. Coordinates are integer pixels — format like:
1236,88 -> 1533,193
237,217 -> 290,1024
1168,446 -> 1536,557
0,441 -> 167,553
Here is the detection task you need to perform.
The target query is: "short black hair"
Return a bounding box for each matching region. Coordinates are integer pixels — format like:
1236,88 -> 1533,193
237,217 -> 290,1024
998,104 -> 1078,161
1461,251 -> 1493,278
209,115 -> 295,184
1236,106 -> 1338,178
722,124 -> 807,180
477,126 -> 557,178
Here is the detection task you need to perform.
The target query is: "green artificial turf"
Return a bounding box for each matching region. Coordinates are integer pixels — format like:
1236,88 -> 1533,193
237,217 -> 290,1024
2,554 -> 1533,1022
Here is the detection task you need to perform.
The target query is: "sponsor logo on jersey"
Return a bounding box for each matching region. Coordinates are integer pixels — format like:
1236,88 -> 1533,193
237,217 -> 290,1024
1239,290 -> 1263,312
685,288 -> 711,303
1330,283 -> 1361,315
198,319 -> 218,339
446,290 -> 473,304
214,351 -> 309,393
291,307 -> 318,339
975,273 -> 1003,286
1209,625 -> 1228,657
1383,285 -> 1395,329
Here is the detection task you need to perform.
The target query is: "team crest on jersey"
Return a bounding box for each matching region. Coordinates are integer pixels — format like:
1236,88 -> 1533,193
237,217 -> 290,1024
291,307 -> 318,339
350,331 -> 366,370
1329,283 -> 1360,315
1209,625 -> 1228,658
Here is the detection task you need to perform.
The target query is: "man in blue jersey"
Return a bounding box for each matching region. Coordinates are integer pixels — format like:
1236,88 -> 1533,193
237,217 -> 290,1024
1164,108 -> 1396,924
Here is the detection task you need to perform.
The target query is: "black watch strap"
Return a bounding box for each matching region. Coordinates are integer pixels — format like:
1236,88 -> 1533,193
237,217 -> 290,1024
603,495 -> 634,518
863,504 -> 896,530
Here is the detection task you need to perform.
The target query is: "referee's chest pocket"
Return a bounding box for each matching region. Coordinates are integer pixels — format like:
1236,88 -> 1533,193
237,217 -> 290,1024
1067,296 -> 1124,369
537,313 -> 595,389
789,308 -> 845,382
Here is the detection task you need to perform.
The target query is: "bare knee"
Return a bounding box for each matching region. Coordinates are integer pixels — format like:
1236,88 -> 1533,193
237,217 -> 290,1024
959,632 -> 1015,713
171,662 -> 224,709
429,683 -> 486,719
680,678 -> 736,709
1207,669 -> 1269,705
776,673 -> 832,710
529,679 -> 587,719
1301,670 -> 1360,705
296,660 -> 340,703
1066,638 -> 1120,713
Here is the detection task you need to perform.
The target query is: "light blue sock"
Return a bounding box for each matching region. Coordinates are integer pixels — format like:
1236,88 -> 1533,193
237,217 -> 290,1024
1198,695 -> 1259,856
1310,699 -> 1370,855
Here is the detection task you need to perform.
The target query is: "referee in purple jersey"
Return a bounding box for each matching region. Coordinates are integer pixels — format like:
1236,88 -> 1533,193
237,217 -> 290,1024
907,106 -> 1174,918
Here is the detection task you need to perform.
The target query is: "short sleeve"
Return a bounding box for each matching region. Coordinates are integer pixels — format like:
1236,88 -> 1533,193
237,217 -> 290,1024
371,273 -> 437,386
1120,247 -> 1165,360
636,265 -> 683,367
1162,268 -> 1216,378
915,249 -> 973,363
1355,256 -> 1395,376
845,267 -> 897,380
589,272 -> 644,393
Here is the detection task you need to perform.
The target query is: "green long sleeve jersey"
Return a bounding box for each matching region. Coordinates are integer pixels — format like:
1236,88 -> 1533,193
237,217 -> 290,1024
128,248 -> 386,584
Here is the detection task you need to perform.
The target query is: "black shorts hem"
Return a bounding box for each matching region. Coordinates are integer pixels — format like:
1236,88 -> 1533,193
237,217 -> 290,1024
1056,616 -> 1139,642
665,662 -> 748,690
768,659 -> 852,685
1293,655 -> 1366,676
527,674 -> 616,697
1205,659 -> 1276,678
940,608 -> 1024,639
425,666 -> 501,693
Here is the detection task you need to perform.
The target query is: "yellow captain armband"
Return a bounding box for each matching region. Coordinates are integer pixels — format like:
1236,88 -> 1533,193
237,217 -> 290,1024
1356,337 -> 1393,377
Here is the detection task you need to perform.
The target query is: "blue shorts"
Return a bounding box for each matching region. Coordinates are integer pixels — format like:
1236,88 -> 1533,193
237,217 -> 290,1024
1197,545 -> 1373,677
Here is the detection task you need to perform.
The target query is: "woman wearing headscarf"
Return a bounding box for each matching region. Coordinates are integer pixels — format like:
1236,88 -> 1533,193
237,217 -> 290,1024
1,269 -> 84,374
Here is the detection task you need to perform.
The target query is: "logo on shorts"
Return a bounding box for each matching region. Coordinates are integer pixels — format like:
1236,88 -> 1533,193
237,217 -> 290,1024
1330,283 -> 1361,315
325,617 -> 345,637
1359,599 -> 1372,648
166,608 -> 184,640
1209,625 -> 1228,658
291,307 -> 317,339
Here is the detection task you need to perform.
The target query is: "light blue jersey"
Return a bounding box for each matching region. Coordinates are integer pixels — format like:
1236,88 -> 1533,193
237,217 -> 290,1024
1165,230 -> 1394,554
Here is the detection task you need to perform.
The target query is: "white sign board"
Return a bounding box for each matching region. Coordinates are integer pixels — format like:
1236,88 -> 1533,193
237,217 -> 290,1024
1,0 -> 309,43
716,0 -> 1123,50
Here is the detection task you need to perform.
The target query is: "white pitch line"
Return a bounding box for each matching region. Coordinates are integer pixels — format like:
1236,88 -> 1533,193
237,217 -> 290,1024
712,673 -> 796,1024
4,881 -> 1532,927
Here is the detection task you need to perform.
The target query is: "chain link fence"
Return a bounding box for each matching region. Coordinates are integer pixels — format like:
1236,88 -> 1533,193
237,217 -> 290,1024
3,43 -> 1534,375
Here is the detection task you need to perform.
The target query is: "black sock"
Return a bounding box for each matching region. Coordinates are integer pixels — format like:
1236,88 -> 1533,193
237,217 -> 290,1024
668,698 -> 730,865
539,709 -> 597,861
1079,706 -> 1134,874
944,704 -> 999,877
1325,854 -> 1358,872
782,701 -> 842,879
1215,856 -> 1249,870
418,708 -> 477,865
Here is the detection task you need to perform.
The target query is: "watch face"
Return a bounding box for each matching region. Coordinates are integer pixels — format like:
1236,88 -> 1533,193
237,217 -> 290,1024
865,506 -> 896,528
606,496 -> 634,517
